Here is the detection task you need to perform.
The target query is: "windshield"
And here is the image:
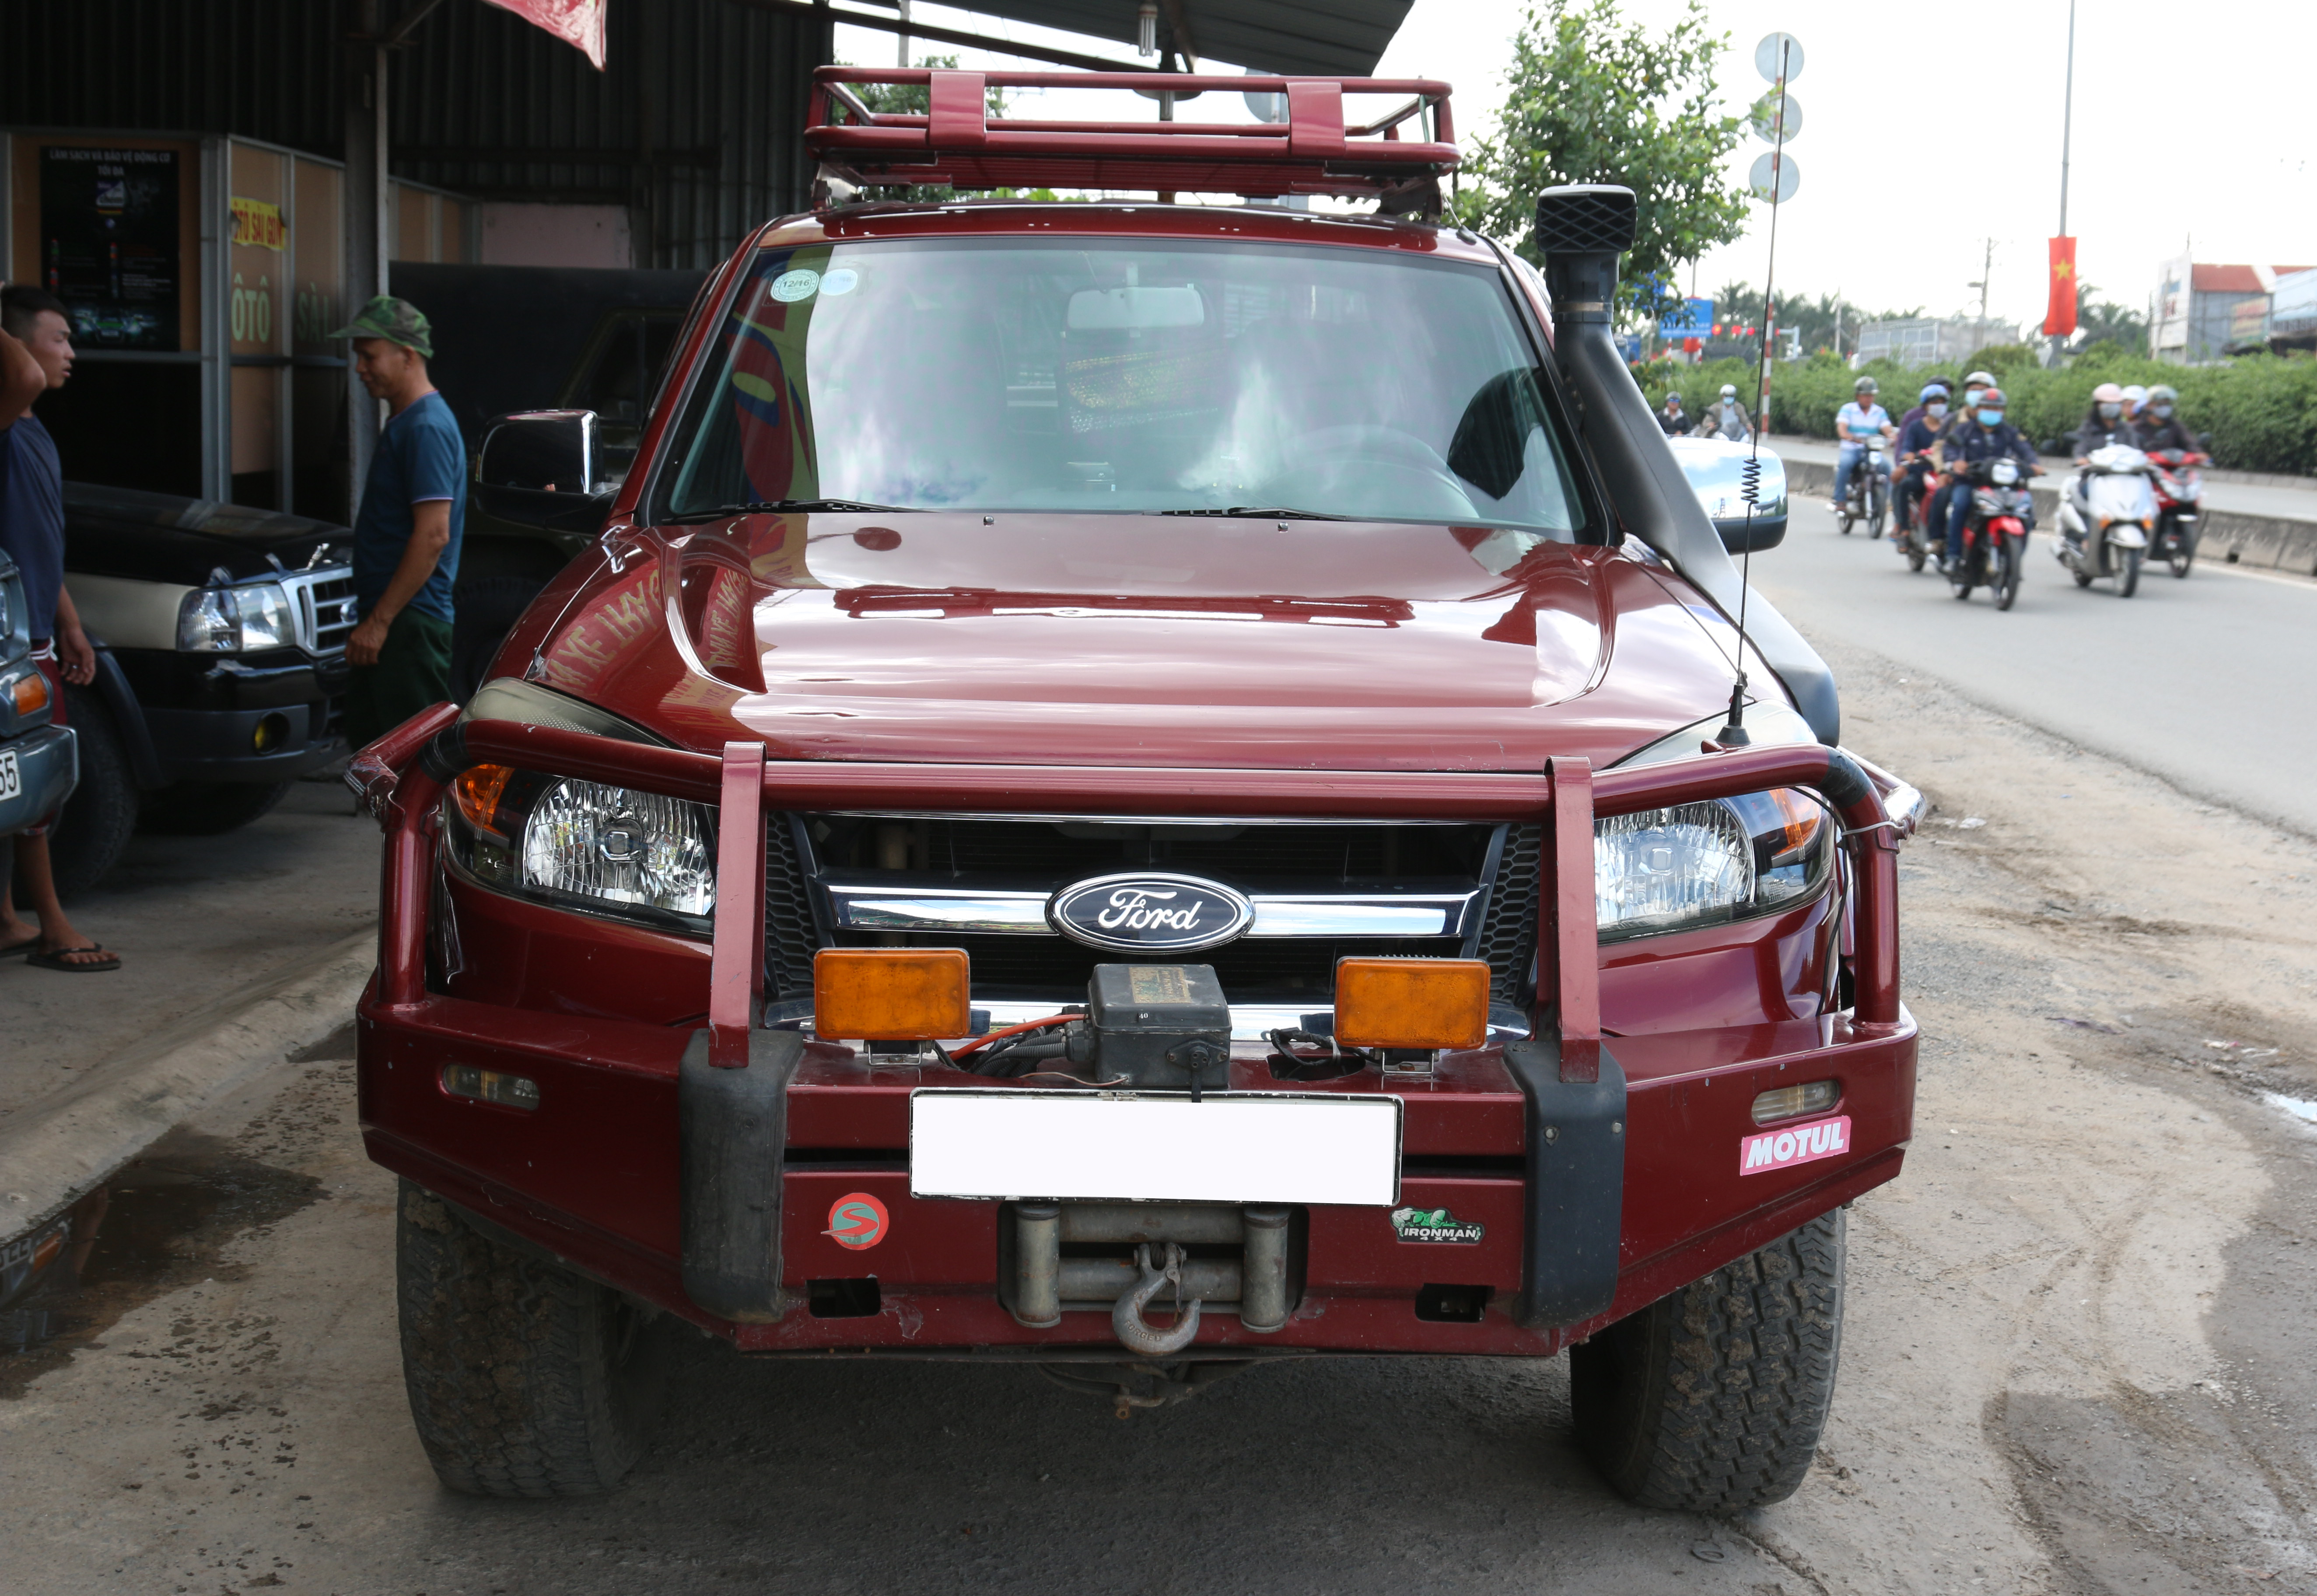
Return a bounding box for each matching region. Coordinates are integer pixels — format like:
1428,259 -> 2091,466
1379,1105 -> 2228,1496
659,237 -> 1588,532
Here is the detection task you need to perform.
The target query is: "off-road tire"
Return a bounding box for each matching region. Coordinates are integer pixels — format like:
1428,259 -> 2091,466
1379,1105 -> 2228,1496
395,1180 -> 669,1497
139,779 -> 290,836
43,686 -> 140,898
1569,1209 -> 1844,1512
450,575 -> 549,702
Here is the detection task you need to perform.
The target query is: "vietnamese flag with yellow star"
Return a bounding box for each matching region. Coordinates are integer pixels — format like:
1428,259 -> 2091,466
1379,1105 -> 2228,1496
2044,237 -> 2079,337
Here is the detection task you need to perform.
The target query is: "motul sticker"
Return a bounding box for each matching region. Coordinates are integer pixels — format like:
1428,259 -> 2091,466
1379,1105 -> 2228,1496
1739,1115 -> 1853,1176
824,1193 -> 889,1250
1391,1206 -> 1484,1244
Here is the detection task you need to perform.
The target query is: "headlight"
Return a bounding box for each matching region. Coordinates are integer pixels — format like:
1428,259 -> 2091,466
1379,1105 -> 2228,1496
442,764 -> 718,932
1603,701 -> 1834,940
1596,788 -> 1832,941
178,583 -> 295,652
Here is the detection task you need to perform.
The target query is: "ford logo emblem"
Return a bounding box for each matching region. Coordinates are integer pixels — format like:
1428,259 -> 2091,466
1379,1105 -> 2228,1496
1046,872 -> 1254,953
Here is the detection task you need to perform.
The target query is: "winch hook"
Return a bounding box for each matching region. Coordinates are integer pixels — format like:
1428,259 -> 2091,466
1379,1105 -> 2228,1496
1112,1242 -> 1202,1356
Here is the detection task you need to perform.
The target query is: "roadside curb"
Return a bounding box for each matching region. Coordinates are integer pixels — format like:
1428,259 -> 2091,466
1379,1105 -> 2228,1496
0,927 -> 375,1248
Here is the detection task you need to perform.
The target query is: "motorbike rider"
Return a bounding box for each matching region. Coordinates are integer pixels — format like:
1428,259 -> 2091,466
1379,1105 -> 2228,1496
1941,385 -> 2041,567
1694,383 -> 1754,442
2119,383 -> 2149,427
2073,382 -> 2135,461
1892,381 -> 1951,539
1830,375 -> 1897,512
1657,391 -> 1690,436
2133,384 -> 2198,456
1923,369 -> 1998,555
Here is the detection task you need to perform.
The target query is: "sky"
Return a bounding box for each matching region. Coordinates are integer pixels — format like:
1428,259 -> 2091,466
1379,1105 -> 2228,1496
834,0 -> 2317,332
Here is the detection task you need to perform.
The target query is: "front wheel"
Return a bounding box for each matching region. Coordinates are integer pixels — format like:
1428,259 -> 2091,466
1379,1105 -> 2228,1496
396,1180 -> 669,1497
1996,537 -> 2023,610
2117,544 -> 2142,598
2168,522 -> 2196,578
1570,1210 -> 1846,1511
1866,481 -> 1887,539
1905,536 -> 1928,573
46,686 -> 141,897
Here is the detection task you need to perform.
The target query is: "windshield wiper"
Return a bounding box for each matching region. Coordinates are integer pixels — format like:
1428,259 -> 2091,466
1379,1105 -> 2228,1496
1157,505 -> 1354,521
665,498 -> 915,523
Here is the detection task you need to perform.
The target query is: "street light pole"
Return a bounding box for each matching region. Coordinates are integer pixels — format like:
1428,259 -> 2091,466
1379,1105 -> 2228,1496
2051,0 -> 2076,365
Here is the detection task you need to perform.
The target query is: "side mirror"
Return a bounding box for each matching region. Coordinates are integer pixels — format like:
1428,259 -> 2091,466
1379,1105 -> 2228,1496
2196,431 -> 2214,451
473,410 -> 614,535
1666,438 -> 1788,553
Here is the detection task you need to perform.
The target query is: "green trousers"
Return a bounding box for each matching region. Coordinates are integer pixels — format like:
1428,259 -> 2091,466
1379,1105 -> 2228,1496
343,609 -> 454,750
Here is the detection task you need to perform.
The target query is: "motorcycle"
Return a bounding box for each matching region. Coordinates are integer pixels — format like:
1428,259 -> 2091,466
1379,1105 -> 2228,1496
1891,455 -> 1941,572
2054,443 -> 2155,597
1948,456 -> 2036,610
2146,448 -> 2206,578
1835,437 -> 1890,537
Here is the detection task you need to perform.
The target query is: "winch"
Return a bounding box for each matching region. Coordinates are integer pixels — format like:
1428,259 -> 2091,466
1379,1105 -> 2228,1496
1003,1200 -> 1293,1352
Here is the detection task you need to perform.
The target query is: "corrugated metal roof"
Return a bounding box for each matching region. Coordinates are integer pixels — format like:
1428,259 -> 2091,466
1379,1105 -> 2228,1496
0,0 -> 831,268
942,1 -> 1414,75
2191,264 -> 2312,294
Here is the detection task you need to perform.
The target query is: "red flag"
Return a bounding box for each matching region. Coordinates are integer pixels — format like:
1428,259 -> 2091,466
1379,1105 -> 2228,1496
484,0 -> 606,70
2044,236 -> 2079,337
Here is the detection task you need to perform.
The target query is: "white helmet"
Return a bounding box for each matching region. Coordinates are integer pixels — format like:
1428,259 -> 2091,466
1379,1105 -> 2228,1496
1719,384 -> 1738,399
2121,384 -> 2149,405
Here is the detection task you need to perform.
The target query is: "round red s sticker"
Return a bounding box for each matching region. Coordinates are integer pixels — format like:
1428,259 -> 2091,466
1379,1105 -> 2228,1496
824,1193 -> 889,1250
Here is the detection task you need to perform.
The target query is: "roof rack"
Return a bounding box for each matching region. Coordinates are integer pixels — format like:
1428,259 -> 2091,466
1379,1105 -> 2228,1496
805,69 -> 1458,210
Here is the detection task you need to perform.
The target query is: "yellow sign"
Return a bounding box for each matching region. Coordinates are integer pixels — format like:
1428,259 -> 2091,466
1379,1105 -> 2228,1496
230,196 -> 286,251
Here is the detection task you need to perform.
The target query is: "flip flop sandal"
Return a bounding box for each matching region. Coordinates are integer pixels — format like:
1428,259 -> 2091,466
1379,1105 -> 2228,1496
0,934 -> 42,959
26,943 -> 122,973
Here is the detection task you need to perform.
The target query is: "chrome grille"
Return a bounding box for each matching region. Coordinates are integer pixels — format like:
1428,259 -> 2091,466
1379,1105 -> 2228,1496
283,567 -> 358,657
764,813 -> 1530,1009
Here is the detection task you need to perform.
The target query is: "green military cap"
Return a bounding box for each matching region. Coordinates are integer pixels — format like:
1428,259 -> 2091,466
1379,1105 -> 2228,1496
329,294 -> 434,359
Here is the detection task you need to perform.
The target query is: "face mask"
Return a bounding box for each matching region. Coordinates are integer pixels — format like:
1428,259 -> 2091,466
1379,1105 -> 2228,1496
2152,404 -> 2174,420
2099,402 -> 2122,420
1926,403 -> 1948,420
1978,409 -> 2004,426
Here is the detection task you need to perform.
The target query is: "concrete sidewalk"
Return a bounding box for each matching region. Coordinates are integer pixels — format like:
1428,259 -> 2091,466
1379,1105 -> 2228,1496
1768,433 -> 2317,573
1,777 -> 381,1246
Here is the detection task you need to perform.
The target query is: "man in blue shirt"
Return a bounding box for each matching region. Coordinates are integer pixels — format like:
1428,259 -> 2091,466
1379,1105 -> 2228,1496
0,285 -> 120,971
330,295 -> 464,749
1829,376 -> 1895,513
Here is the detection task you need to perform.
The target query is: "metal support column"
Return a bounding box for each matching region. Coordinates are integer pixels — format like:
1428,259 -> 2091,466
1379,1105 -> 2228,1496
343,2 -> 390,518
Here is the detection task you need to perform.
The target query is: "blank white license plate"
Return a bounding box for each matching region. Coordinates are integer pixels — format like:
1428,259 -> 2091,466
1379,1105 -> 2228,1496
0,748 -> 18,801
910,1089 -> 1402,1205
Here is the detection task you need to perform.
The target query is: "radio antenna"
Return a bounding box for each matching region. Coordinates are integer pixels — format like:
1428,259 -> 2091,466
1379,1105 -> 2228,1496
1721,32 -> 1804,748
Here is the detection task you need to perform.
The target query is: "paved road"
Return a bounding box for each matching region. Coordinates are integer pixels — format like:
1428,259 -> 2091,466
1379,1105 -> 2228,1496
1754,508 -> 2317,835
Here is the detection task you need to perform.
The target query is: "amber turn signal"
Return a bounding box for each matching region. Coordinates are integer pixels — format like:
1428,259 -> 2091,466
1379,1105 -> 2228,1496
813,948 -> 972,1041
11,670 -> 49,716
1332,957 -> 1491,1051
452,763 -> 516,835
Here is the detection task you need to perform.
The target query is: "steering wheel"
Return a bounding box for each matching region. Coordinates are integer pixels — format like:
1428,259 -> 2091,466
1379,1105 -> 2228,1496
1274,424 -> 1479,511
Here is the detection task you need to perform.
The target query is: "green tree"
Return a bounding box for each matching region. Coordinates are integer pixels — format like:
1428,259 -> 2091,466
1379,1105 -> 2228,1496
841,57 -> 1015,203
2070,284 -> 2149,358
1458,0 -> 1750,320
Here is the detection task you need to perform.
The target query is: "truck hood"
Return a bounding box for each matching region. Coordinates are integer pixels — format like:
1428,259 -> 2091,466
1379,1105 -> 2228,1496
65,481 -> 350,585
517,512 -> 1771,772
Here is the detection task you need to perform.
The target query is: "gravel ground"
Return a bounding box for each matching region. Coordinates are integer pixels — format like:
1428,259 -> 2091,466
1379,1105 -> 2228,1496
3,649 -> 2314,1596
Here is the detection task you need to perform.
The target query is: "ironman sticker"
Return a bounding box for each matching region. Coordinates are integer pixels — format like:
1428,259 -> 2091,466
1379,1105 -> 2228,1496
1738,1115 -> 1852,1176
825,1193 -> 889,1250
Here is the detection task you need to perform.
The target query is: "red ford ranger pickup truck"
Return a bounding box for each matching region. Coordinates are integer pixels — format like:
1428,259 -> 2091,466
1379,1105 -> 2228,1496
349,71 -> 1923,1511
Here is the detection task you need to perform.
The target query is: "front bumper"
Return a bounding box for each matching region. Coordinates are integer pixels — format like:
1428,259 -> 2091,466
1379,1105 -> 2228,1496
356,722 -> 1915,1358
116,646 -> 347,782
0,724 -> 78,835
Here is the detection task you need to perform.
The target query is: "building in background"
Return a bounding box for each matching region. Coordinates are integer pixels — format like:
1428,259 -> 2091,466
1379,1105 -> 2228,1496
2152,260 -> 2314,364
2268,268 -> 2317,356
1854,316 -> 2020,367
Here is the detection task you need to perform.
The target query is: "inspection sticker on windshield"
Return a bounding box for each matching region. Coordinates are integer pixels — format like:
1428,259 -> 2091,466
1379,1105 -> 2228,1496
820,268 -> 859,296
770,268 -> 821,302
1739,1115 -> 1852,1176
1391,1206 -> 1484,1244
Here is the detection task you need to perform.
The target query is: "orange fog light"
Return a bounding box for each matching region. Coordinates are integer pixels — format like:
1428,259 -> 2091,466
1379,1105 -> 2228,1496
452,763 -> 515,834
813,948 -> 972,1041
12,670 -> 49,716
1332,957 -> 1491,1051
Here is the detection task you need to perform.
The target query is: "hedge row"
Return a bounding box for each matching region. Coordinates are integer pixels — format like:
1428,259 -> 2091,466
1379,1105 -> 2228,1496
1631,349 -> 2317,476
